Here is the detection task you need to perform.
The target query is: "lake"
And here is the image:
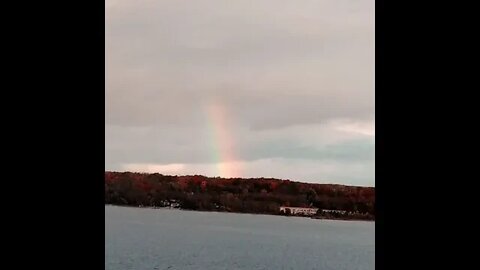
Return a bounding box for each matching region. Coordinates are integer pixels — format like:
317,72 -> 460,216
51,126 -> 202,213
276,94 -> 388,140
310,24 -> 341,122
105,205 -> 374,270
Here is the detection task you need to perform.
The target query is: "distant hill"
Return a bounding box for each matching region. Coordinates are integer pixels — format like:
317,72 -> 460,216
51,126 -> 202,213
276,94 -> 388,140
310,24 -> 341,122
105,171 -> 375,220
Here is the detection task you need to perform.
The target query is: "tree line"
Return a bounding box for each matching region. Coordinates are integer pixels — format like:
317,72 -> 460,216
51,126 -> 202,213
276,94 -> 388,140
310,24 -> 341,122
105,171 -> 375,220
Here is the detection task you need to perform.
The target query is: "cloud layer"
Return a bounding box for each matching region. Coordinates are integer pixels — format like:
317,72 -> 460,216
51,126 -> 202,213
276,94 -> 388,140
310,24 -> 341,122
106,0 -> 375,186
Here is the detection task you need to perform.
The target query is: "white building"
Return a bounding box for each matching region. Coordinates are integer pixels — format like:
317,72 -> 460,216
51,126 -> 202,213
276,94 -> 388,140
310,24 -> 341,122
320,209 -> 347,215
279,206 -> 318,216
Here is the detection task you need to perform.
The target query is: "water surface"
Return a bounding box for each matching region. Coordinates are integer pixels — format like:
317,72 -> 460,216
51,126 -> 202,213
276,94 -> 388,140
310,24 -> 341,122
106,205 -> 374,270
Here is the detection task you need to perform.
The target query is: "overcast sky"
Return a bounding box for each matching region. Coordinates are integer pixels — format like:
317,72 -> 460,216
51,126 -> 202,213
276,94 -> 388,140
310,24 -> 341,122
106,0 -> 375,186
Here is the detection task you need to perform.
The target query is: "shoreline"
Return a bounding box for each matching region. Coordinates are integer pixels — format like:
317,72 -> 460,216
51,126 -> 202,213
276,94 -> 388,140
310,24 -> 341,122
105,204 -> 375,222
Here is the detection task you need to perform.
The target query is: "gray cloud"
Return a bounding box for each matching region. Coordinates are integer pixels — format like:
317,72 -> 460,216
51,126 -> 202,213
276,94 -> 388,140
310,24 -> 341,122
106,0 -> 375,186
246,139 -> 375,162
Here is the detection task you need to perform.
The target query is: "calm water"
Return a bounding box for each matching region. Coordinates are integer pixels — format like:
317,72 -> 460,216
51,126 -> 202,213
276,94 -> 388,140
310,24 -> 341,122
106,205 -> 374,270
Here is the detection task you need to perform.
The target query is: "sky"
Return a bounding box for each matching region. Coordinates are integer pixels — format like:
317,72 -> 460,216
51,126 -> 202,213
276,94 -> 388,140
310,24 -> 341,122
106,0 -> 375,186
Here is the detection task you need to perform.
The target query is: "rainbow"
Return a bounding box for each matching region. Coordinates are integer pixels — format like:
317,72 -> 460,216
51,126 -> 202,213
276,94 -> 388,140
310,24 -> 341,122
205,101 -> 241,178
